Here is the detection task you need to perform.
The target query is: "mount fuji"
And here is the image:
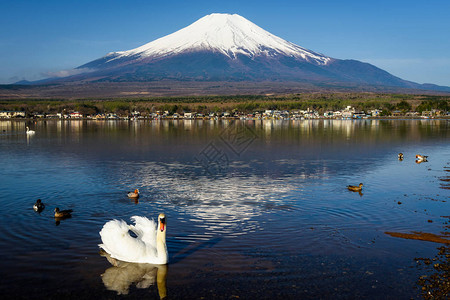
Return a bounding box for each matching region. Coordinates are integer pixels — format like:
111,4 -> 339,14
45,13 -> 448,92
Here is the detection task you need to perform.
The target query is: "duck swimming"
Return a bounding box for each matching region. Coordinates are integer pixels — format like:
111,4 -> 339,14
54,207 -> 73,218
347,183 -> 363,192
99,214 -> 168,265
33,199 -> 45,212
127,189 -> 139,199
416,154 -> 428,161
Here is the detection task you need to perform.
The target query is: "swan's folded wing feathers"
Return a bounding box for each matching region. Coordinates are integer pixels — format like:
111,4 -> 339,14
131,216 -> 157,245
99,219 -> 149,262
128,224 -> 143,238
99,216 -> 163,264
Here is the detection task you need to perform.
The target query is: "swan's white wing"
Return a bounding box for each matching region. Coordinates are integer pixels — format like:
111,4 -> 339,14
130,216 -> 157,246
99,219 -> 154,263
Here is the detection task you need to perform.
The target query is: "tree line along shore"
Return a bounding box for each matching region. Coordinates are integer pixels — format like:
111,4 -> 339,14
0,93 -> 448,119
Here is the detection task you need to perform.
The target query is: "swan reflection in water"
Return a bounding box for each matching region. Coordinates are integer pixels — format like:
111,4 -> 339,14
100,250 -> 168,298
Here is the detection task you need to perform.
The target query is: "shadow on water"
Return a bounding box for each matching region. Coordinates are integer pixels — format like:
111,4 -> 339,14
169,236 -> 222,264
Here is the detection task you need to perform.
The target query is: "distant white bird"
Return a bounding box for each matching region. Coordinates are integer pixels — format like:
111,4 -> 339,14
99,214 -> 168,264
26,127 -> 35,135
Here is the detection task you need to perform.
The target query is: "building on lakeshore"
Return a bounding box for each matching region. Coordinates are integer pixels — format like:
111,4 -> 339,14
0,111 -> 26,118
70,112 -> 83,119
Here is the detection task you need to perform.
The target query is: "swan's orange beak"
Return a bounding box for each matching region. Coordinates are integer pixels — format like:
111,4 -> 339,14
159,218 -> 165,231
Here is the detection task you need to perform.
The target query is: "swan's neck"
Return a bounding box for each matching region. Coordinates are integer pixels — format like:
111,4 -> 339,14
156,229 -> 168,264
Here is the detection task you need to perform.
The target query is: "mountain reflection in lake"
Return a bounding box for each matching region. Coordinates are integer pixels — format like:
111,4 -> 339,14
0,119 -> 448,299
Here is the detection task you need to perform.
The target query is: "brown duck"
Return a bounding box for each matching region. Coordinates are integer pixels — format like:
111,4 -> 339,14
347,183 -> 363,192
127,189 -> 140,199
54,207 -> 73,218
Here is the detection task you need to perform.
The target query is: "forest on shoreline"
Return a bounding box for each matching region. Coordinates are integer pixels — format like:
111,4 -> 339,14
1,93 -> 449,116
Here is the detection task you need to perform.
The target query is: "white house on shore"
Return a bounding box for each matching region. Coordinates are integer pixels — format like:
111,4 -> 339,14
341,106 -> 355,118
184,112 -> 196,119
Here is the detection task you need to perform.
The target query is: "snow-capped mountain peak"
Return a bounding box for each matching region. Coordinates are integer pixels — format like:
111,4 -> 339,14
54,13 -> 449,92
109,13 -> 331,65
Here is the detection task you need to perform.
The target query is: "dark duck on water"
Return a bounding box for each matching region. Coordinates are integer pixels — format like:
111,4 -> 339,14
33,199 -> 45,212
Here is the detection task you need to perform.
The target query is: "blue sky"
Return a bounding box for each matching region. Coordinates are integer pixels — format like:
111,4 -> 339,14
1,0 -> 449,86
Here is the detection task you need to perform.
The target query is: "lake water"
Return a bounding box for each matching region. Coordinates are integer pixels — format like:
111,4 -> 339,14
0,119 -> 448,299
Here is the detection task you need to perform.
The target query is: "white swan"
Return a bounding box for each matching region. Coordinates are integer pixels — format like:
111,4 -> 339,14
99,214 -> 168,264
26,126 -> 35,135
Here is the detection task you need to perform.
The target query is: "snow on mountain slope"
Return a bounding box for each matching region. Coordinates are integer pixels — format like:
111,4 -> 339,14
66,13 -> 450,92
106,13 -> 331,65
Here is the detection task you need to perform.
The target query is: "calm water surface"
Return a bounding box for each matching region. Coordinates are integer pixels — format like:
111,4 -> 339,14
0,119 -> 448,299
